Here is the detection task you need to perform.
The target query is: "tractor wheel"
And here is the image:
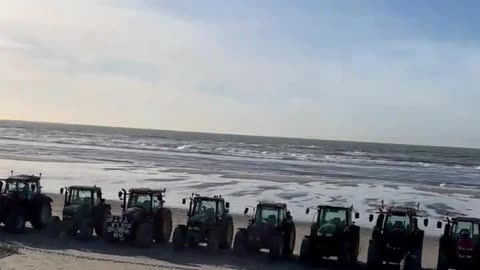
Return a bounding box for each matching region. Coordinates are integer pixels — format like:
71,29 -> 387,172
283,223 -> 296,257
172,226 -> 187,250
156,208 -> 173,243
78,220 -> 93,240
436,250 -> 448,270
95,208 -> 110,237
400,252 -> 421,270
31,201 -> 52,230
269,234 -> 284,260
338,243 -> 353,265
233,230 -> 248,256
366,241 -> 381,269
134,223 -> 153,248
207,230 -> 220,252
220,218 -> 234,249
299,238 -> 311,264
47,216 -> 62,238
5,210 -> 26,233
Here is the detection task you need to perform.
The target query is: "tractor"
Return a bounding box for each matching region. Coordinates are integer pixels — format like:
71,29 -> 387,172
233,202 -> 296,259
104,188 -> 173,248
367,203 -> 428,270
172,194 -> 233,251
48,185 -> 111,240
437,217 -> 480,270
0,172 -> 52,233
299,205 -> 360,266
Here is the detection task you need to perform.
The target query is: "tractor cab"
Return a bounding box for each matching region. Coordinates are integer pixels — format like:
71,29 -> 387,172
3,174 -> 42,200
307,205 -> 359,237
370,206 -> 428,234
245,202 -> 291,228
183,194 -> 230,218
119,188 -> 166,215
62,186 -> 104,207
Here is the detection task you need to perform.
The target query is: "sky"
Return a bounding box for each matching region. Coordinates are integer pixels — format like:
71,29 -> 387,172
0,1 -> 479,148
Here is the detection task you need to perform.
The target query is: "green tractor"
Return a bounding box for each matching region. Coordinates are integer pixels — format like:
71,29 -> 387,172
233,202 -> 296,260
367,203 -> 428,270
0,172 -> 52,233
300,205 -> 360,266
48,185 -> 111,240
104,188 -> 173,248
172,194 -> 233,251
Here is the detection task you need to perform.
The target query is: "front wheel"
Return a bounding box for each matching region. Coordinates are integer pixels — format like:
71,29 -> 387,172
5,210 -> 26,233
31,202 -> 52,230
299,238 -> 311,263
172,226 -> 187,250
47,216 -> 62,238
207,230 -> 220,252
233,230 -> 248,256
269,234 -> 284,260
135,223 -> 153,248
436,250 -> 448,270
367,241 -> 381,269
78,220 -> 93,240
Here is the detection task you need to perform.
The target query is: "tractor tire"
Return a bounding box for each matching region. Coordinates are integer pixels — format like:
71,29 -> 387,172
207,230 -> 220,252
5,210 -> 26,233
47,216 -> 62,238
269,234 -> 284,260
366,241 -> 381,269
134,223 -> 153,248
95,208 -> 110,237
172,226 -> 187,250
220,218 -> 234,249
283,222 -> 296,257
233,230 -> 248,256
299,238 -> 311,264
31,201 -> 52,230
156,208 -> 173,243
78,220 -> 93,240
436,250 -> 448,270
338,243 -> 354,266
400,251 -> 422,270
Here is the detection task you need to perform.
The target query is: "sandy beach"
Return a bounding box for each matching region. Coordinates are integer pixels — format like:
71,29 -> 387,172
0,194 -> 441,270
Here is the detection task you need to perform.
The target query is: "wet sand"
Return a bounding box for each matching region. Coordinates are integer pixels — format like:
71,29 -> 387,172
0,194 -> 440,270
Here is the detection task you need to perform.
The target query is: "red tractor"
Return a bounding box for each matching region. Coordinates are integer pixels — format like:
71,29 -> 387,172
437,217 -> 480,270
104,188 -> 173,248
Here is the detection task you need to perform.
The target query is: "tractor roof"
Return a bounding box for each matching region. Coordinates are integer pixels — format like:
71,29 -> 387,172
6,174 -> 41,182
452,217 -> 480,223
69,185 -> 101,192
386,206 -> 418,216
195,196 -> 225,201
129,188 -> 165,195
258,201 -> 287,208
317,204 -> 352,211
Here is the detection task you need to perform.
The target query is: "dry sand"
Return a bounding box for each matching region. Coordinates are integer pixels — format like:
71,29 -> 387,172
0,194 -> 440,270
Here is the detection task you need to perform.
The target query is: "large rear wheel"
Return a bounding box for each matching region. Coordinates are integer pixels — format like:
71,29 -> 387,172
283,223 -> 296,257
156,208 -> 173,243
366,241 -> 381,269
47,216 -> 62,238
220,219 -> 234,249
436,249 -> 448,270
31,201 -> 52,230
299,238 -> 311,264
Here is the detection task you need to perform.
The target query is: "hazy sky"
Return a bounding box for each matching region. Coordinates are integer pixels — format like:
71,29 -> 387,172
1,1 -> 479,147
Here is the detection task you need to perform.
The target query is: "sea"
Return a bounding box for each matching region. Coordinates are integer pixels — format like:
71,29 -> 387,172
0,120 -> 479,234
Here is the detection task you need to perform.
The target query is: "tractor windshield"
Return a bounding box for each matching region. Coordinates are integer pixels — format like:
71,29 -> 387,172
193,199 -> 217,215
128,193 -> 153,212
318,208 -> 347,227
256,206 -> 281,226
452,221 -> 479,237
384,214 -> 411,231
70,189 -> 92,205
6,181 -> 27,193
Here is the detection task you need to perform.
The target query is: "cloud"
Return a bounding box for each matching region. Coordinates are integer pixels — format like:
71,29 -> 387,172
0,0 -> 479,147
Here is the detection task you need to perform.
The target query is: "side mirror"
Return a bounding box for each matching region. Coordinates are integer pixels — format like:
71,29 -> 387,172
118,191 -> 122,198
369,214 -> 374,222
225,202 -> 230,209
182,198 -> 186,205
225,208 -> 229,214
306,208 -> 310,214
437,221 -> 442,229
286,211 -> 292,220
101,198 -> 106,203
424,219 -> 429,227
355,212 -> 360,219
60,188 -> 64,194
244,208 -> 249,214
